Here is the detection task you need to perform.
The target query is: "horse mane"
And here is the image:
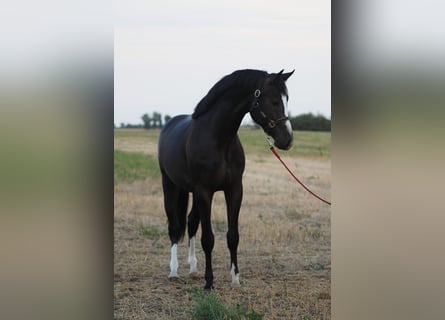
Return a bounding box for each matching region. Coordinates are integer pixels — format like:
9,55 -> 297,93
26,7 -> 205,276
192,69 -> 268,119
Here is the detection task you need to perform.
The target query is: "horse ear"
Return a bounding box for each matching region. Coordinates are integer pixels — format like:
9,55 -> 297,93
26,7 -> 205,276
270,69 -> 285,83
282,69 -> 295,82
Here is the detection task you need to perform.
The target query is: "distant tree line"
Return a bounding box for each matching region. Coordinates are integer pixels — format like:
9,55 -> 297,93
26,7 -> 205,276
115,111 -> 330,132
141,112 -> 172,129
117,112 -> 172,129
289,113 -> 331,132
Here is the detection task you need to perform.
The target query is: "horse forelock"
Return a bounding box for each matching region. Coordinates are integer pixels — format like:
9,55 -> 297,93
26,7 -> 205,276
192,69 -> 268,119
276,79 -> 289,98
277,79 -> 289,98
265,73 -> 289,99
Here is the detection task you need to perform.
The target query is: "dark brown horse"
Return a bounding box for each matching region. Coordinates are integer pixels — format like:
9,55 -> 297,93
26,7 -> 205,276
158,69 -> 294,290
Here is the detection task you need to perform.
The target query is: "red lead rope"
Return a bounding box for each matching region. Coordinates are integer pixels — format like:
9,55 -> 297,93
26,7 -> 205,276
267,139 -> 331,206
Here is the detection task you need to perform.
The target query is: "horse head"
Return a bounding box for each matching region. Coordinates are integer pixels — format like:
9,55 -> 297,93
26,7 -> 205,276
249,69 -> 294,150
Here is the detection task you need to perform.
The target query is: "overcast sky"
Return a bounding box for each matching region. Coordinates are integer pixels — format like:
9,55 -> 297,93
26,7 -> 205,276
114,0 -> 331,125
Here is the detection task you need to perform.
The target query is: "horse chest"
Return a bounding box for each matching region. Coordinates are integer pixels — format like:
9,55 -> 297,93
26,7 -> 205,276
189,153 -> 239,189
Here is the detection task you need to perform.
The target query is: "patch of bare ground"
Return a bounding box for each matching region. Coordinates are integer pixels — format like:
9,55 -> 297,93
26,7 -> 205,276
114,136 -> 330,319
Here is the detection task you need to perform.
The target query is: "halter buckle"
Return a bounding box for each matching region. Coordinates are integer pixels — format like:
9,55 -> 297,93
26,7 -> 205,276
254,89 -> 261,98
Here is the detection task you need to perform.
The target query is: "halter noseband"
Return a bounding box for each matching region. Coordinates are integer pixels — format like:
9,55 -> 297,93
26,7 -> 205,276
249,89 -> 289,129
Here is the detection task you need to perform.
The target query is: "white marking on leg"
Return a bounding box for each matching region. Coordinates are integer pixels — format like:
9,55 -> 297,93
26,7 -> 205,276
188,236 -> 198,274
168,244 -> 178,278
230,263 -> 240,287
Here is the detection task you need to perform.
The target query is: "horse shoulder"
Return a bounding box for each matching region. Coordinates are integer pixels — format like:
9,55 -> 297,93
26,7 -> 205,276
225,137 -> 246,177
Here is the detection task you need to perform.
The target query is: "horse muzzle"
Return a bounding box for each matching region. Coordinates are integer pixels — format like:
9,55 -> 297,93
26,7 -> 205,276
266,120 -> 293,150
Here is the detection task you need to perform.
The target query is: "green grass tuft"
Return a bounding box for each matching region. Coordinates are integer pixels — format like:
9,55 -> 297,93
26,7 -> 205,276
188,287 -> 263,320
139,224 -> 167,247
139,224 -> 166,239
114,150 -> 160,184
284,208 -> 310,221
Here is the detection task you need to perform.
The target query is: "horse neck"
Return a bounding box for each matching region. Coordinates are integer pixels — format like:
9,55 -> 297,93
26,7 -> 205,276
205,93 -> 250,145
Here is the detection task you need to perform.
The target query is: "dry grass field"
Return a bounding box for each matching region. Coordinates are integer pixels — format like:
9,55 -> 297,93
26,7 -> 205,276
114,128 -> 331,319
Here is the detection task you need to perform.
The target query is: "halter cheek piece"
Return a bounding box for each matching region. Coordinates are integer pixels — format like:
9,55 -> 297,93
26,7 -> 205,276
249,89 -> 289,129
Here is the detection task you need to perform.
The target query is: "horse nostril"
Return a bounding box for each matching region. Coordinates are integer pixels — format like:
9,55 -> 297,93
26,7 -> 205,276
286,137 -> 293,150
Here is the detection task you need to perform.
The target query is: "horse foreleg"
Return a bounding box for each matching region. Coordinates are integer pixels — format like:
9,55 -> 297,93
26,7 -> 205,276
225,183 -> 243,287
195,190 -> 214,290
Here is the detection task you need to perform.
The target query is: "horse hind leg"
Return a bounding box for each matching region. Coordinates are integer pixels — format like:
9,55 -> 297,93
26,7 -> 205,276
161,172 -> 189,278
188,236 -> 198,274
169,243 -> 179,278
187,200 -> 200,274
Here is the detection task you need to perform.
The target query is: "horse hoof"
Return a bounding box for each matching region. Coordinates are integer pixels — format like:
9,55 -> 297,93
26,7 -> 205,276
188,270 -> 199,278
203,285 -> 214,293
168,272 -> 179,279
231,282 -> 241,288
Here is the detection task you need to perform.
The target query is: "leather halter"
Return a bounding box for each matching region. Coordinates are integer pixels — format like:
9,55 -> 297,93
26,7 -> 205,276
249,89 -> 289,129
